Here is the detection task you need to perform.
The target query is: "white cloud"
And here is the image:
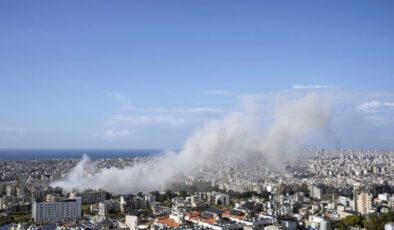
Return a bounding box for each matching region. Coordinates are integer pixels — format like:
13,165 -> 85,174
0,127 -> 27,134
292,85 -> 331,90
122,106 -> 225,114
356,100 -> 394,113
121,106 -> 166,112
184,107 -> 225,114
106,91 -> 226,116
106,91 -> 131,107
203,90 -> 232,95
104,91 -> 228,134
104,129 -> 133,138
109,115 -> 187,126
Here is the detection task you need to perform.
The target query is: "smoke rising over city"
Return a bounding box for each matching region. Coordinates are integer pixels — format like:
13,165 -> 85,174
51,93 -> 331,194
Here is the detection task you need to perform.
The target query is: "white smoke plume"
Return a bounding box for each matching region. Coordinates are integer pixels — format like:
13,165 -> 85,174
51,93 -> 331,194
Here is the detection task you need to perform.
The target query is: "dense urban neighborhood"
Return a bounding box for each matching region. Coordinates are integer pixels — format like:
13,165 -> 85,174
1,149 -> 394,229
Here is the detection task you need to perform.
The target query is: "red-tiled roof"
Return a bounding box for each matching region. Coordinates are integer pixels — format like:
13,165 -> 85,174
157,218 -> 180,228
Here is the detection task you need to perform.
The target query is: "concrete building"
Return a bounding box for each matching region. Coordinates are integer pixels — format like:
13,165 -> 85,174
309,185 -> 323,200
378,193 -> 389,202
6,185 -> 15,196
0,196 -> 30,210
120,195 -> 148,213
125,214 -> 139,230
190,194 -> 209,208
213,193 -> 230,206
98,201 -> 109,217
385,223 -> 394,230
69,189 -> 106,204
388,197 -> 394,210
356,192 -> 372,215
32,197 -> 81,222
306,216 -> 331,230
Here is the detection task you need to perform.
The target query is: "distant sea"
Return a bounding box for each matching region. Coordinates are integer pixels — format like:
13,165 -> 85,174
0,149 -> 162,160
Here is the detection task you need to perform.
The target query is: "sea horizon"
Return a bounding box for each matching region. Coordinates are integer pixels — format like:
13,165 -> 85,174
0,148 -> 163,160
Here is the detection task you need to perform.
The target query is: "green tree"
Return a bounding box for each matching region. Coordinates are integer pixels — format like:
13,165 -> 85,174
364,216 -> 382,230
178,191 -> 188,197
163,190 -> 176,201
342,215 -> 364,228
150,191 -> 160,201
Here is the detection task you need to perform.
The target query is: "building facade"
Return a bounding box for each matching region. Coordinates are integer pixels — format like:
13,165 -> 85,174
356,192 -> 372,215
69,189 -> 106,204
32,197 -> 81,222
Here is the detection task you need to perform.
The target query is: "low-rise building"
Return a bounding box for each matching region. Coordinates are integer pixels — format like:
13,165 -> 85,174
125,214 -> 139,230
69,189 -> 106,205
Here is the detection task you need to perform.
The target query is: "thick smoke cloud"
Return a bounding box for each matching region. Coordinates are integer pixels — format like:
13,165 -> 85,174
51,93 -> 331,194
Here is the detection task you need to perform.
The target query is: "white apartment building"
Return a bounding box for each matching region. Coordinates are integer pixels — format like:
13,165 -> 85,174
388,197 -> 394,209
125,214 -> 139,230
32,197 -> 81,222
378,193 -> 389,202
306,216 -> 331,230
98,201 -> 109,216
385,223 -> 394,230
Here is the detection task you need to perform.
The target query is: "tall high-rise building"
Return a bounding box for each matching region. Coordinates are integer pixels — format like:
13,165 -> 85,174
356,192 -> 372,215
32,197 -> 81,222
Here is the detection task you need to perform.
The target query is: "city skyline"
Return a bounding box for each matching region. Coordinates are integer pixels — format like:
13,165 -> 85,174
2,2 -> 394,229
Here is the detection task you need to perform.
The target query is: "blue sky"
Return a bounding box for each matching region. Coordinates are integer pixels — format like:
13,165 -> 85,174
0,1 -> 393,149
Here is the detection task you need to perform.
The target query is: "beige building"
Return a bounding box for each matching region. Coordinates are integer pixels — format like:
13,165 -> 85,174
356,192 -> 372,214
